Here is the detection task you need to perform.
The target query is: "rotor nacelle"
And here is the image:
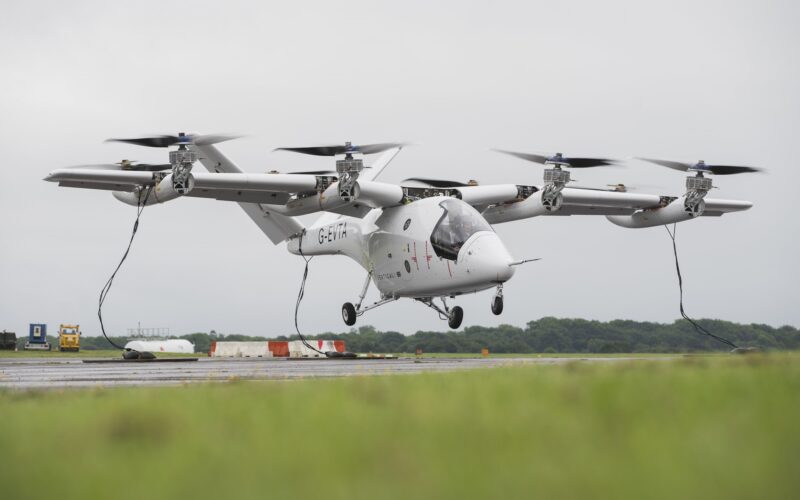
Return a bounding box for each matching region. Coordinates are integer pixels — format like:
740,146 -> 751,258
493,149 -> 616,212
275,141 -> 404,202
637,157 -> 762,217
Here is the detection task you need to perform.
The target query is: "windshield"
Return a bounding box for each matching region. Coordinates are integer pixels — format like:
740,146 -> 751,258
430,199 -> 492,260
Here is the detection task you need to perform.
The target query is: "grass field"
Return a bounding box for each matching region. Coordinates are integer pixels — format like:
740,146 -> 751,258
1,354 -> 797,500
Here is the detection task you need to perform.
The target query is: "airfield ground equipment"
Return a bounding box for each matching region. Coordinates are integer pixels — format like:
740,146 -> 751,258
24,323 -> 50,351
58,324 -> 81,352
0,330 -> 17,350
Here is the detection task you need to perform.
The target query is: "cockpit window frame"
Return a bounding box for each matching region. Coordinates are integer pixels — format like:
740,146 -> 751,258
429,199 -> 493,261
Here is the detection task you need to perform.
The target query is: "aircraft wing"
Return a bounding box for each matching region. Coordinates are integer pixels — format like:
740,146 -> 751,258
44,169 -> 319,196
44,169 -> 159,192
481,186 -> 752,226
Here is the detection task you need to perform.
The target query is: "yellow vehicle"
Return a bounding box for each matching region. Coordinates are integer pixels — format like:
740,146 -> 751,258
58,324 -> 81,352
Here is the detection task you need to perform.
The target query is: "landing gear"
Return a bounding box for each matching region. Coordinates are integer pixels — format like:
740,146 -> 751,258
342,302 -> 356,326
448,306 -> 464,329
491,285 -> 504,315
416,297 -> 464,329
491,296 -> 503,315
340,271 -> 397,326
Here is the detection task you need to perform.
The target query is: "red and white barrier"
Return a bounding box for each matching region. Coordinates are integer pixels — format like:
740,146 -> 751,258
268,341 -> 289,357
209,341 -> 271,358
210,340 -> 346,358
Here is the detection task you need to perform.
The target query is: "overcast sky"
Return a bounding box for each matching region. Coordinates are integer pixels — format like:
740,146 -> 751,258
1,0 -> 798,339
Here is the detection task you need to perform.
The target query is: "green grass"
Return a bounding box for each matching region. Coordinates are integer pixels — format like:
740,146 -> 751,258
407,352 -> 682,358
1,354 -> 798,500
0,350 -> 678,359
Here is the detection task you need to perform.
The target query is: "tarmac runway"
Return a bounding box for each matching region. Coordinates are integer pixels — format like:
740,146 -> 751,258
0,355 -> 671,389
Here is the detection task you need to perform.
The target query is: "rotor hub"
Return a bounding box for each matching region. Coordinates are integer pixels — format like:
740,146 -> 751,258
335,156 -> 364,202
544,153 -> 571,168
682,173 -> 712,216
335,157 -> 364,175
543,168 -> 571,185
168,135 -> 197,195
685,174 -> 712,193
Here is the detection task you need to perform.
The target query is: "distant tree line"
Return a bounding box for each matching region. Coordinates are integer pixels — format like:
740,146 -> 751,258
42,318 -> 800,354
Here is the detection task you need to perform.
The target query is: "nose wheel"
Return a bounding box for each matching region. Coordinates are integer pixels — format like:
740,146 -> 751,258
491,296 -> 503,315
491,285 -> 504,315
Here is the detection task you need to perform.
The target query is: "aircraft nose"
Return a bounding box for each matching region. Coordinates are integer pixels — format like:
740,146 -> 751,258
463,232 -> 515,283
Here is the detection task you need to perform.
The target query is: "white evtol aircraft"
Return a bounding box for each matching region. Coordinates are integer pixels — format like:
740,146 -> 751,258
45,134 -> 757,329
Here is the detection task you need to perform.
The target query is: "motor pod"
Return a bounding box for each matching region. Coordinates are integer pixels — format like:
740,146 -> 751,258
353,180 -> 405,208
482,190 -> 550,224
112,173 -> 194,206
455,184 -> 519,206
606,196 -> 701,228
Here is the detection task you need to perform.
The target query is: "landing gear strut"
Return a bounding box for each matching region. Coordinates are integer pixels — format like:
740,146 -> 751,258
341,272 -> 397,326
416,297 -> 464,329
491,285 -> 504,316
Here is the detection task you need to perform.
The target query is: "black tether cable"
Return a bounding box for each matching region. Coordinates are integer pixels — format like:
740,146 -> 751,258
97,186 -> 153,351
665,223 -> 738,349
293,229 -> 328,356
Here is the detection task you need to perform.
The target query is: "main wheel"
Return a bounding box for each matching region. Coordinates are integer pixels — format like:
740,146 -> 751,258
448,306 -> 464,329
491,296 -> 503,315
342,302 -> 357,326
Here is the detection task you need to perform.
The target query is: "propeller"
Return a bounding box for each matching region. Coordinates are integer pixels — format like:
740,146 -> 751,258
637,158 -> 762,175
105,133 -> 241,148
569,183 -> 661,193
402,178 -> 472,188
67,160 -> 172,172
493,149 -> 616,168
285,170 -> 338,175
569,184 -> 631,193
274,141 -> 404,156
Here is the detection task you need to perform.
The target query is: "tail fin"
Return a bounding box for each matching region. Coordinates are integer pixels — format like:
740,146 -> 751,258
193,144 -> 303,244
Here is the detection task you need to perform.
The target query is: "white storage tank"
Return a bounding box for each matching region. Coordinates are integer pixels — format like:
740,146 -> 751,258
124,339 -> 194,353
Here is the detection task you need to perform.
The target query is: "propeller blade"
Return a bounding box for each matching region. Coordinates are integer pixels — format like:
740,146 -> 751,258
105,133 -> 241,148
493,149 -> 615,167
274,142 -> 404,156
402,178 -> 469,188
127,163 -> 172,172
708,165 -> 762,175
566,157 -> 616,168
569,185 -> 627,193
287,170 -> 338,175
356,143 -> 405,155
275,146 -> 344,156
638,158 -> 763,175
106,135 -> 180,148
492,149 -> 549,164
637,158 -> 694,171
66,163 -> 172,172
193,134 -> 243,146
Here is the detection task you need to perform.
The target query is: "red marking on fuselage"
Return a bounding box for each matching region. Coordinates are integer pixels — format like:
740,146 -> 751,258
424,241 -> 432,270
411,242 -> 420,271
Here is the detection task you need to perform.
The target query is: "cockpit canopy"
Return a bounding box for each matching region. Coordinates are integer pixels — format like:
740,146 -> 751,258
430,199 -> 493,260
